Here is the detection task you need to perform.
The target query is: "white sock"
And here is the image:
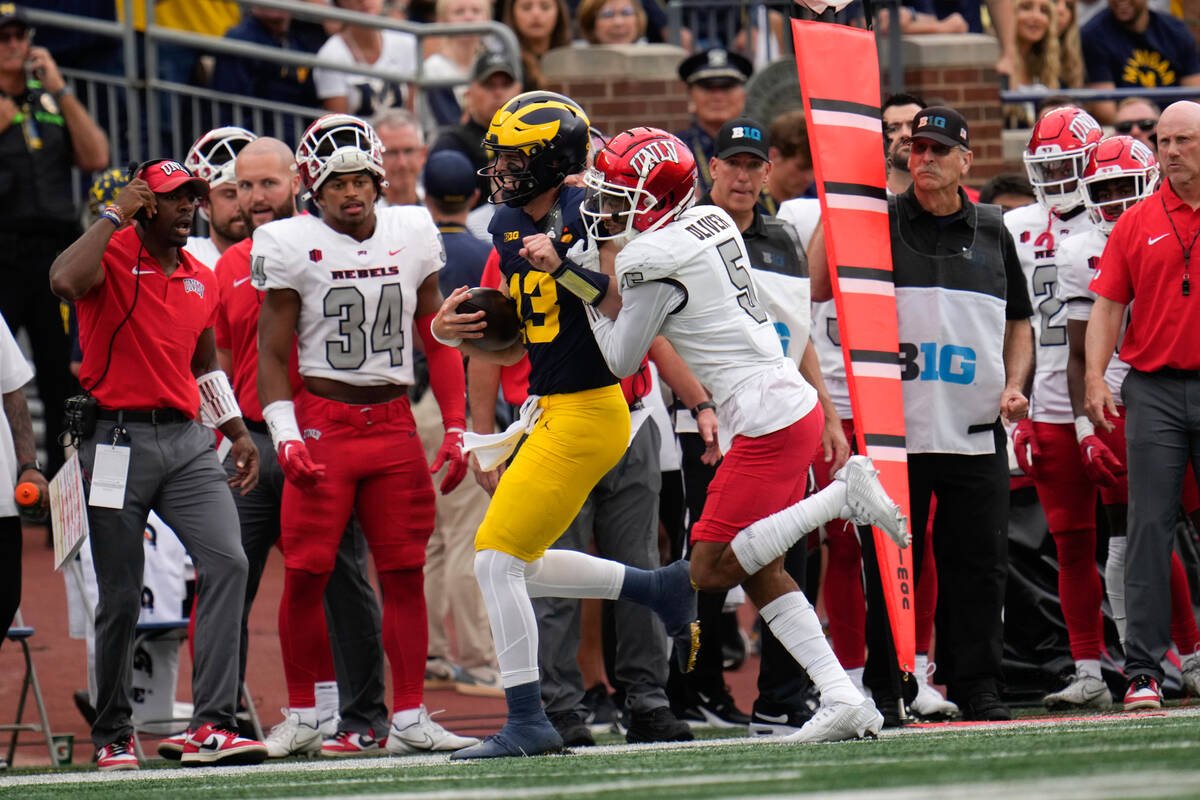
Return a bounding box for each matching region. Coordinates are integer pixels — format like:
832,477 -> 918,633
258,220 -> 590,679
761,591 -> 863,706
392,706 -> 421,727
524,549 -> 623,599
731,482 -> 847,575
474,548 -> 540,687
1105,536 -> 1126,646
314,681 -> 339,724
1076,658 -> 1102,680
846,666 -> 866,695
914,652 -> 930,680
289,707 -> 318,726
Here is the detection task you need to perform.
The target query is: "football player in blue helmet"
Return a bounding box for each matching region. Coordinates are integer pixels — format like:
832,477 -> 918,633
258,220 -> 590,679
479,90 -> 591,207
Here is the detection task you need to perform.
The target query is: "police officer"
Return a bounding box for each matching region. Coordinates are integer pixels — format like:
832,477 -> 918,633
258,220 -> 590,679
698,115 -> 850,736
882,106 -> 1033,721
673,48 -> 752,198
49,159 -> 266,769
0,4 -> 108,478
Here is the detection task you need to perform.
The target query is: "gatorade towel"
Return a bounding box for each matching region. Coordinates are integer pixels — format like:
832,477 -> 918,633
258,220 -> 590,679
792,19 -> 915,674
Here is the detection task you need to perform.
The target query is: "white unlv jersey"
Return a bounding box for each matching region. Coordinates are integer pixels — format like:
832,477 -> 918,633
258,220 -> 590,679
251,207 -> 444,387
1055,227 -> 1129,400
184,236 -> 221,269
1004,202 -> 1091,423
616,205 -> 817,445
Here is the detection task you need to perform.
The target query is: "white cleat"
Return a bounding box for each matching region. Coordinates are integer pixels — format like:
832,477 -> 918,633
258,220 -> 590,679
265,709 -> 322,758
1044,673 -> 1113,710
385,706 -> 480,754
781,698 -> 883,744
836,455 -> 909,548
909,662 -> 959,719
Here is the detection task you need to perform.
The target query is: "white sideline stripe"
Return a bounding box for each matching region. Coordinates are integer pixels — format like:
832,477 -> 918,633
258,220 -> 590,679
839,278 -> 896,297
7,710 -> 1200,790
825,195 -> 889,214
850,362 -> 901,380
810,110 -> 883,133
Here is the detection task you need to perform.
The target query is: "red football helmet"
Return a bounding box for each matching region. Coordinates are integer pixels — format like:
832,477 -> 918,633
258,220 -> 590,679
1081,135 -> 1158,234
295,114 -> 386,198
582,127 -> 697,241
1023,106 -> 1102,212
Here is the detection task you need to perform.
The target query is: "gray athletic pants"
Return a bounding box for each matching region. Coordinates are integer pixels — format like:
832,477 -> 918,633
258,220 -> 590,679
1122,368 -> 1200,681
82,418 -> 246,749
226,427 -> 388,735
534,422 -> 672,716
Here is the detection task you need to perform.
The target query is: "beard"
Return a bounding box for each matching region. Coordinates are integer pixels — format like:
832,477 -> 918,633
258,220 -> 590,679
210,211 -> 248,243
889,147 -> 911,173
243,197 -> 296,236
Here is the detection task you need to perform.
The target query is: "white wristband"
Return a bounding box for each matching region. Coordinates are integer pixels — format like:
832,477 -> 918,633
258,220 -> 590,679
196,370 -> 241,428
263,400 -> 303,451
430,323 -> 462,349
1074,415 -> 1096,444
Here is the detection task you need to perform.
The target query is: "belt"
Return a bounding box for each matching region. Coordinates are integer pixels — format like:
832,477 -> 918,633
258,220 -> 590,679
244,418 -> 269,435
97,407 -> 189,425
1156,367 -> 1200,379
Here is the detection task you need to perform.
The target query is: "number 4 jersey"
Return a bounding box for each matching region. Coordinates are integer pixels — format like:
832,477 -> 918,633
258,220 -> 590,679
1004,202 -> 1092,423
250,206 -> 445,386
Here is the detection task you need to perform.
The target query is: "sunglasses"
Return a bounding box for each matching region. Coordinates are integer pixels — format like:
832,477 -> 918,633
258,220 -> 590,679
1114,118 -> 1157,134
598,6 -> 636,18
908,139 -> 957,157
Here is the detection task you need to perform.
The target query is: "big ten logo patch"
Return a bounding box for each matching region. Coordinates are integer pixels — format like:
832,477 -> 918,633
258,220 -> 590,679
899,342 -> 976,384
629,139 -> 680,177
730,125 -> 762,141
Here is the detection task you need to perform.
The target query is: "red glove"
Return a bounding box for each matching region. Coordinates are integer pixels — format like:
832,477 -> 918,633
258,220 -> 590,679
277,440 -> 325,489
1079,434 -> 1125,488
1012,419 -> 1041,479
431,429 -> 468,494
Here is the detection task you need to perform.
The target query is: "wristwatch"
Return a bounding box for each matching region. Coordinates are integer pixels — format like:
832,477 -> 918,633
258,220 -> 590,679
18,460 -> 42,475
690,400 -> 717,418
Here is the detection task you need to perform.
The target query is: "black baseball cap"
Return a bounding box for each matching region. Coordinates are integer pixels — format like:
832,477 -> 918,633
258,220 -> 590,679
716,116 -> 770,161
472,51 -> 518,83
0,4 -> 29,30
678,48 -> 752,87
911,106 -> 969,149
423,150 -> 477,205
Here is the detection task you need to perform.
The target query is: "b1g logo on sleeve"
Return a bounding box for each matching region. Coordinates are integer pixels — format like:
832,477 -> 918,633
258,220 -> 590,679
899,341 -> 976,384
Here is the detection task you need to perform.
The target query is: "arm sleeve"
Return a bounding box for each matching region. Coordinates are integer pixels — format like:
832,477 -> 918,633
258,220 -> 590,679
1001,228 -> 1034,320
586,280 -> 684,379
416,313 -> 467,431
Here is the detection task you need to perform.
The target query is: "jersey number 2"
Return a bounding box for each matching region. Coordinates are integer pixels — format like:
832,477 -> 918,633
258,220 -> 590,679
323,283 -> 405,369
718,238 -> 768,324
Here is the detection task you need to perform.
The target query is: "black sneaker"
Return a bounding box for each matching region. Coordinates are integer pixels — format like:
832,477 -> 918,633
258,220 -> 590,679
548,710 -> 595,747
678,688 -> 750,728
960,690 -> 1012,721
581,684 -> 621,733
625,706 -> 694,743
748,700 -> 814,737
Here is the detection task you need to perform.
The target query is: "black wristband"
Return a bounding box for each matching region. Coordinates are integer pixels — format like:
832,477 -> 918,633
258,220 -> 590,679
18,460 -> 42,475
690,400 -> 716,418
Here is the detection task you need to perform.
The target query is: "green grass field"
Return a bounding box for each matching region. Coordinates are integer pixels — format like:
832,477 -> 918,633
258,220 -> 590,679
5,708 -> 1200,799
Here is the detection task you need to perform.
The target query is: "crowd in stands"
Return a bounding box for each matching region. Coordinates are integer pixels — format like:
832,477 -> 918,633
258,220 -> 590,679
2,0 -> 1200,773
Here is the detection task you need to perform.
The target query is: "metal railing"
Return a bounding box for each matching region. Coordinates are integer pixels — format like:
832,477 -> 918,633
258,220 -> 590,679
1000,86 -> 1200,105
23,0 -> 521,172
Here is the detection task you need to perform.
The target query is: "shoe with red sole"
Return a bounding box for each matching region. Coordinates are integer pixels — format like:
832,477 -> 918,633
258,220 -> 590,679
181,722 -> 268,766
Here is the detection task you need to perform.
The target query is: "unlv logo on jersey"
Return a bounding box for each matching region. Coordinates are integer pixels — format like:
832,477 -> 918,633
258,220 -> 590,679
629,140 -> 680,177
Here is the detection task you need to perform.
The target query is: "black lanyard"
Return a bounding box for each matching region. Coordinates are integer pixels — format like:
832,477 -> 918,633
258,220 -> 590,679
1161,192 -> 1196,296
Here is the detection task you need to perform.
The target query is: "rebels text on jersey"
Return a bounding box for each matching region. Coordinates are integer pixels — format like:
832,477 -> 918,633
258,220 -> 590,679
250,206 -> 444,387
605,205 -> 817,448
1004,202 -> 1092,423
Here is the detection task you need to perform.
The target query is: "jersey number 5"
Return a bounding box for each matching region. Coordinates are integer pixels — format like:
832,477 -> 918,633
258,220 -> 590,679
718,238 -> 768,324
323,283 -> 406,369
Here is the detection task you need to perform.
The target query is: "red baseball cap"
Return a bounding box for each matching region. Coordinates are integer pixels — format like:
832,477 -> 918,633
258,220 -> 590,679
138,159 -> 209,196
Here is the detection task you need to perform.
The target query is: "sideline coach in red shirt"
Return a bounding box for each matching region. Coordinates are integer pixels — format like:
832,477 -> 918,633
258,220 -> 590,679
49,160 -> 267,769
1086,100 -> 1200,713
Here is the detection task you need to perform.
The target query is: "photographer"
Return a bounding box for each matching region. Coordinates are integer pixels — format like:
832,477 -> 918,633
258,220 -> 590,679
49,160 -> 265,771
0,5 -> 108,478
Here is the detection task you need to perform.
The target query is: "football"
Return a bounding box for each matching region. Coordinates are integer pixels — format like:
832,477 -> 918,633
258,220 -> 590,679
457,287 -> 521,351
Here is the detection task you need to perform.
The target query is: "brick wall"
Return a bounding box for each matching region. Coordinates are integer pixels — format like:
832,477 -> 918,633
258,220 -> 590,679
879,34 -> 1011,185
543,76 -> 692,138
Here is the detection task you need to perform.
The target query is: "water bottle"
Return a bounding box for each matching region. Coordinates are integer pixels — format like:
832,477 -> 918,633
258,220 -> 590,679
15,481 -> 47,523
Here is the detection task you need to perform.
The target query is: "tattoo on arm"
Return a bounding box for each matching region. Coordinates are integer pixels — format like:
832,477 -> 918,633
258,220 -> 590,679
3,389 -> 38,464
